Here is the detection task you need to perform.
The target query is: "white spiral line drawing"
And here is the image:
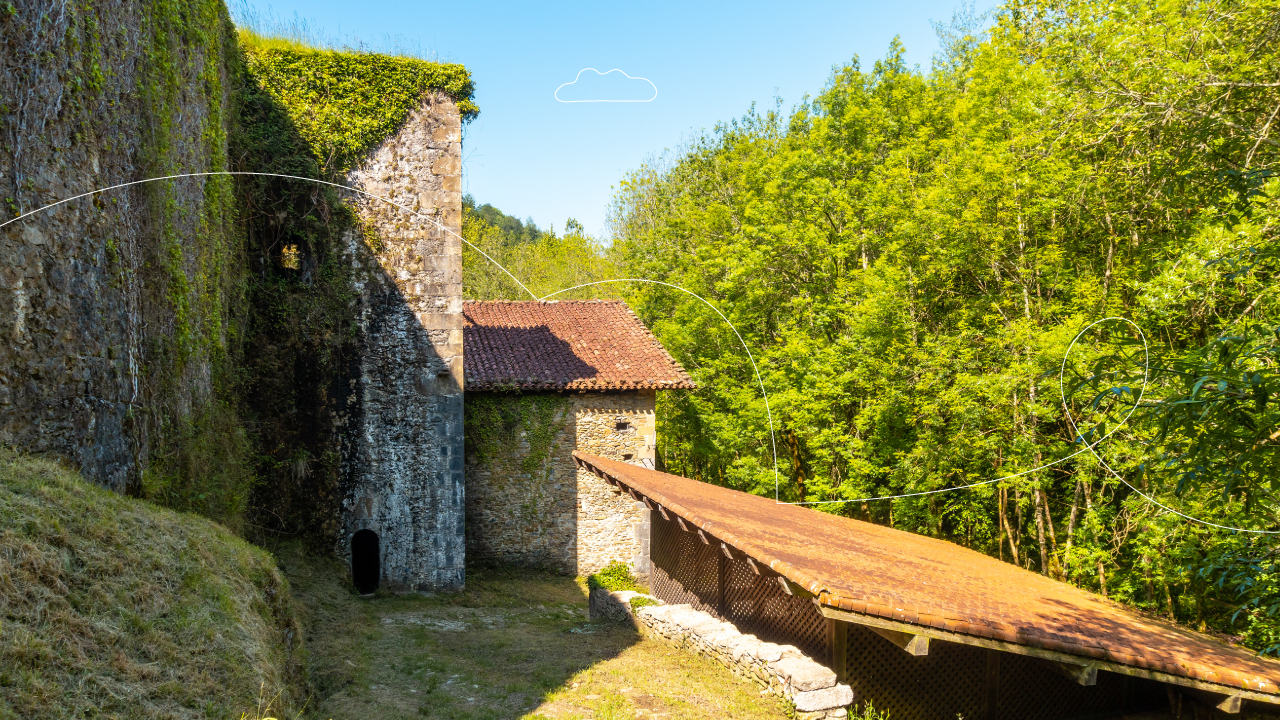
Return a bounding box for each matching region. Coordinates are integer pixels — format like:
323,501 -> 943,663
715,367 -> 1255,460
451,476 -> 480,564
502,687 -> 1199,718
4,174 -> 1271,532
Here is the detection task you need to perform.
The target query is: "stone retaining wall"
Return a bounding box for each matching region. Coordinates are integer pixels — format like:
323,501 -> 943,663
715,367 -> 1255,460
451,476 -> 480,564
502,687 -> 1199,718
597,593 -> 854,718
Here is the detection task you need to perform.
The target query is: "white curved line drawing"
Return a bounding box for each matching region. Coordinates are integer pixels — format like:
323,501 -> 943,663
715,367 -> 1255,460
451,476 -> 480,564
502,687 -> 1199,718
540,279 -> 779,497
7,176 -> 1272,532
554,68 -> 658,103
0,171 -> 538,301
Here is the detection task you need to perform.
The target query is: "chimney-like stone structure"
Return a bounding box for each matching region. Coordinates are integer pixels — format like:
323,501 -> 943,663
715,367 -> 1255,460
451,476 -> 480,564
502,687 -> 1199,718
339,91 -> 465,591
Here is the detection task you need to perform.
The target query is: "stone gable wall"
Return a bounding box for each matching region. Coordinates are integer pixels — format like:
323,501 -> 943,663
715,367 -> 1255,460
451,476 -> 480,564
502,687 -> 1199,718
464,389 -> 658,576
339,92 -> 465,591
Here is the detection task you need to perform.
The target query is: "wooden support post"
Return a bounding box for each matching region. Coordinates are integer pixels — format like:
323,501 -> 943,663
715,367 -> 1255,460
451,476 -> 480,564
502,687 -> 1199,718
984,649 -> 1001,720
828,619 -> 849,683
717,547 -> 726,618
1033,658 -> 1098,686
869,626 -> 929,656
776,575 -> 816,599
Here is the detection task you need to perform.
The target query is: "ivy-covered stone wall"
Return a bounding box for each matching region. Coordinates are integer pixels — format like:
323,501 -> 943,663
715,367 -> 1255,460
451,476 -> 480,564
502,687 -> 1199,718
0,0 -> 477,552
0,0 -> 248,521
465,390 -> 657,576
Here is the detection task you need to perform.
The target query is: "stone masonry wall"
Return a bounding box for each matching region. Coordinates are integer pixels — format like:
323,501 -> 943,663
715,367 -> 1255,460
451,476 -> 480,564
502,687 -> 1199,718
575,391 -> 655,576
339,92 -> 465,591
0,0 -> 241,491
587,589 -> 854,718
464,394 -> 577,572
465,390 -> 657,576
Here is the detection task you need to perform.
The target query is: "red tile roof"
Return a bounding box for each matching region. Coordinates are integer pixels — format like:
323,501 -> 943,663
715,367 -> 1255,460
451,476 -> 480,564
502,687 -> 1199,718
463,301 -> 695,391
573,452 -> 1280,699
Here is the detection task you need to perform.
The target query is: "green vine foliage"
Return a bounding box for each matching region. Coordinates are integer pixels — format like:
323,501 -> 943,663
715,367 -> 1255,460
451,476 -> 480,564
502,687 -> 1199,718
231,31 -> 476,545
465,394 -> 570,476
465,393 -> 571,523
239,34 -> 476,175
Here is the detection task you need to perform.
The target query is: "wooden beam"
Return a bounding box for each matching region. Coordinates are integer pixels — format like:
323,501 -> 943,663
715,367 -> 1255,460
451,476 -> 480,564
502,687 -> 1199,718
818,605 -> 1280,706
696,528 -> 711,545
776,575 -> 817,599
720,542 -> 737,561
869,626 -> 930,656
676,517 -> 691,533
656,504 -> 669,521
1218,693 -> 1244,714
1033,657 -> 1097,686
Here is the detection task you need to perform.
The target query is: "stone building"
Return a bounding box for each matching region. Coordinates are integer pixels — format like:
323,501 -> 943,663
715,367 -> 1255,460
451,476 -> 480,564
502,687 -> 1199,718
462,300 -> 695,576
338,93 -> 466,593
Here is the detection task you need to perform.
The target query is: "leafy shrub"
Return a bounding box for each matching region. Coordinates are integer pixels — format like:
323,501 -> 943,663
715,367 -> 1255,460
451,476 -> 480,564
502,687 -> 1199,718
630,595 -> 660,612
587,560 -> 642,592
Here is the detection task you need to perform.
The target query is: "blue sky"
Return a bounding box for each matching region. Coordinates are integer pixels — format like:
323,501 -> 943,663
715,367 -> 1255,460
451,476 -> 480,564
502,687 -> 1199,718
238,0 -> 995,236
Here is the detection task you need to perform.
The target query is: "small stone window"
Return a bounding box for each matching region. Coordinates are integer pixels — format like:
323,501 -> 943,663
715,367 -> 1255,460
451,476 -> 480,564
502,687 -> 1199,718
615,421 -> 630,431
281,243 -> 301,269
351,529 -> 380,594
623,453 -> 634,461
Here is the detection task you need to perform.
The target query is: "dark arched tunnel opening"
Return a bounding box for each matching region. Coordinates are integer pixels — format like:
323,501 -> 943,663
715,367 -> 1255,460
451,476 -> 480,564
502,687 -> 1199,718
351,529 -> 380,594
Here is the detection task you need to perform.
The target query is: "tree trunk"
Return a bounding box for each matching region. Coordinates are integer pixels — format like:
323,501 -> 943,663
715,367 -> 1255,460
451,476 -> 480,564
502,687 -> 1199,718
1034,491 -> 1049,575
1098,560 -> 1108,598
1000,487 -> 1020,566
1064,480 -> 1082,574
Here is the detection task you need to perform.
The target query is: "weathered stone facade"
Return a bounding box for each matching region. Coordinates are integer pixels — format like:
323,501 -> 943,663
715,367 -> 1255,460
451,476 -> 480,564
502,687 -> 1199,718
465,390 -> 656,576
339,92 -> 465,591
0,0 -> 241,491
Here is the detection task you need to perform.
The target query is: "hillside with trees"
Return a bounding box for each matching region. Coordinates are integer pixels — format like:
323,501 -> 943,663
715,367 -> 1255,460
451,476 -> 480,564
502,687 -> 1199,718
604,0 -> 1280,651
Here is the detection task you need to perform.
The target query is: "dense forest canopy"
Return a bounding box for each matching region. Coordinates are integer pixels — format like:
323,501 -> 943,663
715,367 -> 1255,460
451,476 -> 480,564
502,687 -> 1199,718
463,0 -> 1280,653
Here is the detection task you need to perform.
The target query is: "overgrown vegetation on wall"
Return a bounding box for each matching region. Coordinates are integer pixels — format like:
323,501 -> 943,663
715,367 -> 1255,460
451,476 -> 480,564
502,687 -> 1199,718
232,32 -> 476,546
464,393 -> 569,522
1,0 -> 476,542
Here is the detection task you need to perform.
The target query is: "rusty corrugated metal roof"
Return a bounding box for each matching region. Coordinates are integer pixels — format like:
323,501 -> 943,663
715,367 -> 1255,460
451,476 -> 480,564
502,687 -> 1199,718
574,451 -> 1280,699
463,301 -> 696,391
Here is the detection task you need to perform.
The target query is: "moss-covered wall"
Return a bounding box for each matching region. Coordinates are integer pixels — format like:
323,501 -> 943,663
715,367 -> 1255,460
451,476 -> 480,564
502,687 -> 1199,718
0,0 -> 248,524
465,391 -> 656,576
0,1 -> 477,542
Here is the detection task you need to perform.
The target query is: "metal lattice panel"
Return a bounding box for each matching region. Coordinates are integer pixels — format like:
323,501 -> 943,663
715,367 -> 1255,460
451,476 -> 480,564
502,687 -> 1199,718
650,513 -> 827,660
844,623 -> 988,720
650,513 -> 719,614
722,550 -> 827,660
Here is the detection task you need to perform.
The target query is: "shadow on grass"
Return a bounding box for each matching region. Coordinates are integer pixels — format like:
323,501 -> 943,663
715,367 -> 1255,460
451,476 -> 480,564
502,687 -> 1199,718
272,544 -> 641,719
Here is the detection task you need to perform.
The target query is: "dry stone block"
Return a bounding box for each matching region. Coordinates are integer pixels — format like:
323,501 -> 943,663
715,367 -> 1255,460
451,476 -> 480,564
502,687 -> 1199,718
792,684 -> 854,712
773,656 -> 837,691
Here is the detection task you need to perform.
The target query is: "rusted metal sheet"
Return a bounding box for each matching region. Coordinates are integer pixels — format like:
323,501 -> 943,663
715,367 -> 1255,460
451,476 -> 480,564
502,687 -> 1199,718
575,451 -> 1280,702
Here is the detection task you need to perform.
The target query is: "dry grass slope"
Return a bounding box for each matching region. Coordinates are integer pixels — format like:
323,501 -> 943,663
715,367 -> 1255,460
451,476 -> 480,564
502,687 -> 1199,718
0,450 -> 304,719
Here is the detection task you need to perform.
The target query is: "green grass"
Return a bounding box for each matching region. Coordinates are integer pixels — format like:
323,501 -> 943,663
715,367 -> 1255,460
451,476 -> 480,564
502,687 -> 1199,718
275,546 -> 790,719
0,449 -> 304,719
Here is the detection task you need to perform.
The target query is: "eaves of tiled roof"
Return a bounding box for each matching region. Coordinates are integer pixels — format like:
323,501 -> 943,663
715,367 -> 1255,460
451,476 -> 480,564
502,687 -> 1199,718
463,300 -> 696,391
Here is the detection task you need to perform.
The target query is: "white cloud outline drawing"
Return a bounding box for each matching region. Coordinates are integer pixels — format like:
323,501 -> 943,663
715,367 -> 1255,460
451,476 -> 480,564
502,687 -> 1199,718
554,68 -> 657,103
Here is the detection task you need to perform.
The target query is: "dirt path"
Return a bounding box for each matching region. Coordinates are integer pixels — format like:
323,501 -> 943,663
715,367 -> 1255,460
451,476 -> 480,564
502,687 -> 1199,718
276,546 -> 790,720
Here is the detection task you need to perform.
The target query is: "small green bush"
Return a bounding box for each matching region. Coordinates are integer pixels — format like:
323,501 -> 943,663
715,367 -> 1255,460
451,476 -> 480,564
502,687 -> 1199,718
587,560 -> 641,592
630,596 -> 659,612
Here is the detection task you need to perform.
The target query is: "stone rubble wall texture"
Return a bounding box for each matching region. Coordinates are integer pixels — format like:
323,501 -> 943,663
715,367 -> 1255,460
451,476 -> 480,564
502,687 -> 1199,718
465,390 -> 657,576
0,0 -> 239,491
634,601 -> 854,718
339,92 -> 465,591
